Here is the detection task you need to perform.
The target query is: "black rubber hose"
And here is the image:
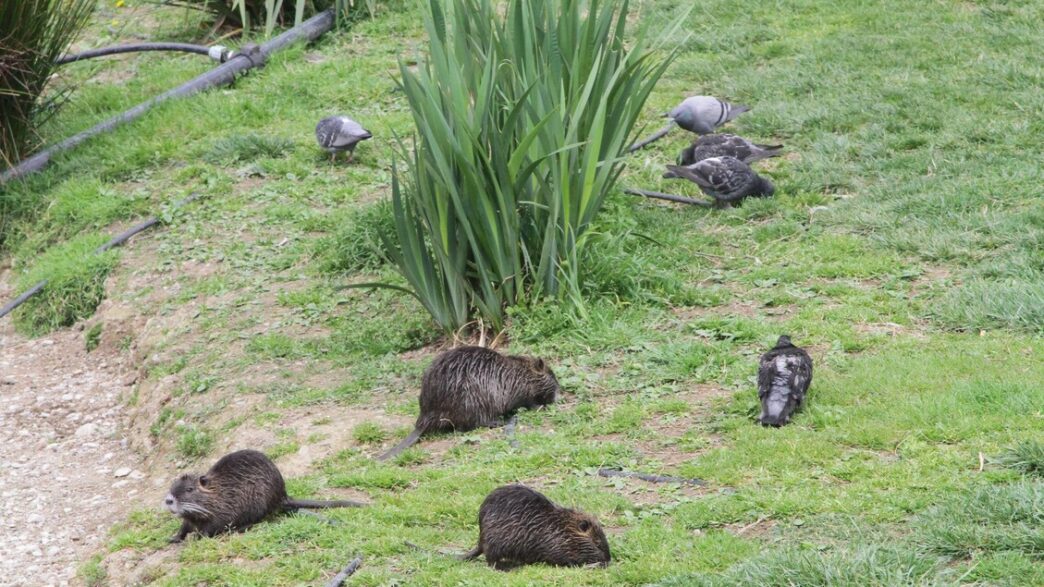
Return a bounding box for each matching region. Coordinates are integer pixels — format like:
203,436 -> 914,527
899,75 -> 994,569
325,557 -> 362,587
623,187 -> 714,207
56,43 -> 215,65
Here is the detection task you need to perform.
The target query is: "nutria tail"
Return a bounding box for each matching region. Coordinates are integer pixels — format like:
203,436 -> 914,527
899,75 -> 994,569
284,498 -> 366,510
460,545 -> 483,561
376,427 -> 423,462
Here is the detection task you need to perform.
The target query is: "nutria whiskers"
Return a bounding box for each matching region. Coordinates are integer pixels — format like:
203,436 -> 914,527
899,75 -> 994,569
165,449 -> 364,542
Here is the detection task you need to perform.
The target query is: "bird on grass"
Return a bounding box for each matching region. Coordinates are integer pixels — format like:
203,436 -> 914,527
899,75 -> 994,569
315,115 -> 372,163
664,134 -> 783,178
628,96 -> 752,152
667,96 -> 750,135
663,156 -> 774,207
757,335 -> 813,427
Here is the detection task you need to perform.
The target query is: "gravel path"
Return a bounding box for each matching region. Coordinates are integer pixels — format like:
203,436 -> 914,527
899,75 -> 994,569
0,320 -> 147,587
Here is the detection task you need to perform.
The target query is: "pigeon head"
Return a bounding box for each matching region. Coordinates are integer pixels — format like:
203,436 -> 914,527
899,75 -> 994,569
667,104 -> 694,129
775,335 -> 793,348
759,176 -> 776,197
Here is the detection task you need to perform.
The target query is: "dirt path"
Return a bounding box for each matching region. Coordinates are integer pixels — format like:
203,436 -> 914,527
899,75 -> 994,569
0,309 -> 148,586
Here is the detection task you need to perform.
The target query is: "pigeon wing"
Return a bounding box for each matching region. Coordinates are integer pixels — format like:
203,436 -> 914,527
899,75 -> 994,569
330,117 -> 371,147
664,164 -> 716,192
692,157 -> 751,198
757,353 -> 774,400
790,349 -> 813,400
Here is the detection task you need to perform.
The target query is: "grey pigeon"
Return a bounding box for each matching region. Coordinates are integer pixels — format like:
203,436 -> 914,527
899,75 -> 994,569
663,156 -> 774,206
757,335 -> 813,427
667,96 -> 750,135
664,134 -> 783,178
315,115 -> 372,163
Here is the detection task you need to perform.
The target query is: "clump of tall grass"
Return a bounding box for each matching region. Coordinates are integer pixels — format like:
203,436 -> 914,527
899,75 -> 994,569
385,0 -> 677,332
993,440 -> 1044,478
0,0 -> 95,167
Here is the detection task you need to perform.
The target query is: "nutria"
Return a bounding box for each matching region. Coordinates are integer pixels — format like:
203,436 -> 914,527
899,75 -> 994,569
165,449 -> 364,542
757,335 -> 813,427
377,346 -> 559,461
463,484 -> 611,570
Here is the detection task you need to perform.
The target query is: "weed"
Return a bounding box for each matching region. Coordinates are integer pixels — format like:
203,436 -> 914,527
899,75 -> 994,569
993,441 -> 1044,478
352,422 -> 386,444
76,553 -> 107,587
202,133 -> 294,165
175,425 -> 215,459
84,322 -> 102,352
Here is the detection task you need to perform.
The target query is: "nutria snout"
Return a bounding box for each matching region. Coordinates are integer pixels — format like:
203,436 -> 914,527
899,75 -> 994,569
463,484 -> 610,570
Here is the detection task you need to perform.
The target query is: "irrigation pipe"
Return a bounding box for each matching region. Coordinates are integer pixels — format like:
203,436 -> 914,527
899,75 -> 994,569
325,556 -> 362,587
0,192 -> 200,321
56,43 -> 230,65
0,8 -> 336,185
623,187 -> 713,207
597,468 -> 704,486
627,123 -> 674,153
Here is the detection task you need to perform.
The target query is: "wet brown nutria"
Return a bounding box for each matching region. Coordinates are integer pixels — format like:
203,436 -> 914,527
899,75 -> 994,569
377,346 -> 559,461
165,449 -> 364,542
463,484 -> 611,570
757,335 -> 813,427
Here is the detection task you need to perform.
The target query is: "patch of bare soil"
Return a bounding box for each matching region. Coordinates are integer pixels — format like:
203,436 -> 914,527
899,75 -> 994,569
0,290 -> 148,586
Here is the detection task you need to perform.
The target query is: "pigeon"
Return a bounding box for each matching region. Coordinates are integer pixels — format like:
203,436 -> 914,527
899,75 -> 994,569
315,115 -> 372,163
663,156 -> 774,206
663,134 -> 783,178
757,335 -> 813,427
667,96 -> 750,135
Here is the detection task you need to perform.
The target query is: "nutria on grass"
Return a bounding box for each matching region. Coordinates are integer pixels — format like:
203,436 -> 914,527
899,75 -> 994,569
377,346 -> 559,461
463,484 -> 611,570
165,449 -> 364,542
757,335 -> 813,427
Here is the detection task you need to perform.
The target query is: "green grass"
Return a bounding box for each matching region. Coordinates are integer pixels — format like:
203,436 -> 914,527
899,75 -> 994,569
1,0 -> 1042,584
11,233 -> 119,335
176,424 -> 215,459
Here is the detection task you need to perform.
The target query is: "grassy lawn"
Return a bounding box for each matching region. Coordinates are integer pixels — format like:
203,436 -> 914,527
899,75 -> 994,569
2,0 -> 1042,585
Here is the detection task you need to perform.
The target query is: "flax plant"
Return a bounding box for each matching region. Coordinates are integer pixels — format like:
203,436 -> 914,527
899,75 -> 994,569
387,0 -> 677,332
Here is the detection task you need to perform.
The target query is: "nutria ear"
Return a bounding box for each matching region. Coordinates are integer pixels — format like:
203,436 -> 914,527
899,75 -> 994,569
199,475 -> 209,488
532,358 -> 546,372
578,519 -> 591,532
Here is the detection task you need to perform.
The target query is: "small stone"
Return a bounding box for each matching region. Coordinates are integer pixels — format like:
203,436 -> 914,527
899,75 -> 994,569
113,467 -> 132,478
1,376 -> 14,385
74,423 -> 97,438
